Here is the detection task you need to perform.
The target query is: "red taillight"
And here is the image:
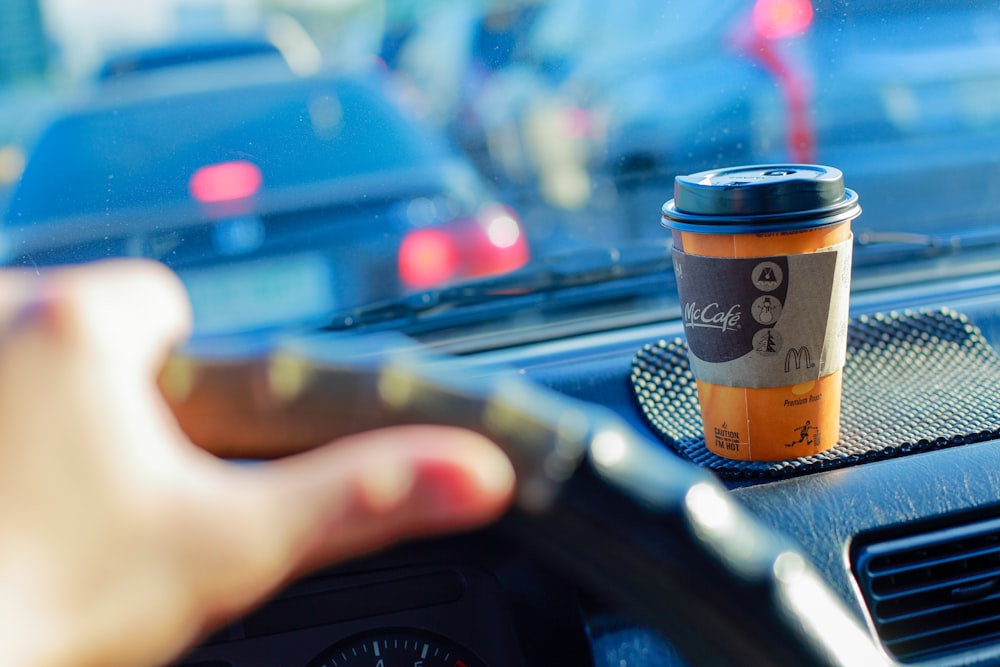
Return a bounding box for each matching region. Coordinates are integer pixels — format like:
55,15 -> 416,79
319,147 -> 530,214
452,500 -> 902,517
189,161 -> 263,203
398,205 -> 530,289
398,228 -> 461,289
753,0 -> 813,40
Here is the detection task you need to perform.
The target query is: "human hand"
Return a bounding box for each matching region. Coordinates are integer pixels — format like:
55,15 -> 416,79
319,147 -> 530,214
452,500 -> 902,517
0,260 -> 515,667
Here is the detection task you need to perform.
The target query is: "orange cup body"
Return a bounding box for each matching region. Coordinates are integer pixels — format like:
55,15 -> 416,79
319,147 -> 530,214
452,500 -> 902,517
674,222 -> 851,461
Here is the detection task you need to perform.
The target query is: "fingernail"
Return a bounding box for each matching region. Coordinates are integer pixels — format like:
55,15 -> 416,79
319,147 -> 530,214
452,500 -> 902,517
411,443 -> 515,515
359,462 -> 416,512
465,440 -> 516,497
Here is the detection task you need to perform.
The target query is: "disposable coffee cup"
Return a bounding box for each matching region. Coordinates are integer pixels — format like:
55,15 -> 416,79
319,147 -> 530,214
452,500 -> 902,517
662,165 -> 859,461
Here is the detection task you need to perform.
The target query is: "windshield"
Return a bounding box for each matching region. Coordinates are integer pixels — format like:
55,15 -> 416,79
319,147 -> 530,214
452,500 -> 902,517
2,0 -> 999,340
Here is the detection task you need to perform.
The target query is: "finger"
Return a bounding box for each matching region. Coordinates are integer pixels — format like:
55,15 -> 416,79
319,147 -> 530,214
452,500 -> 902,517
31,259 -> 192,373
186,425 -> 515,622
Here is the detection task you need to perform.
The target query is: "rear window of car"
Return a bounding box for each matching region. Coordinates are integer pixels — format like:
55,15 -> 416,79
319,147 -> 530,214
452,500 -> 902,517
7,77 -> 445,223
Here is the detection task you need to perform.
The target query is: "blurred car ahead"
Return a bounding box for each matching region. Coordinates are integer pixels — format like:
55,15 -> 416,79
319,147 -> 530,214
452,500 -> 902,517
96,36 -> 288,82
431,0 -> 1000,238
545,0 -> 1000,234
1,66 -> 529,336
94,15 -> 330,84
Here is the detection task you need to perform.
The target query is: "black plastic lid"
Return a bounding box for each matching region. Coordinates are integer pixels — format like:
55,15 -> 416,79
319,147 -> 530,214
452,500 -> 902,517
662,164 -> 860,233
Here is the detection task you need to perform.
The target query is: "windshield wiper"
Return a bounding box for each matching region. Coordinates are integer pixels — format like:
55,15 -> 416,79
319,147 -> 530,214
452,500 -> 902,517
853,226 -> 1000,265
321,224 -> 1000,336
323,239 -> 676,332
854,226 -> 1000,254
856,230 -> 958,248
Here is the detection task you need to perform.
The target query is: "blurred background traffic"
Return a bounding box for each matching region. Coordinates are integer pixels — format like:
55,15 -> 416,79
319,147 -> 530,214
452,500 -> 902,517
2,0 -> 1000,333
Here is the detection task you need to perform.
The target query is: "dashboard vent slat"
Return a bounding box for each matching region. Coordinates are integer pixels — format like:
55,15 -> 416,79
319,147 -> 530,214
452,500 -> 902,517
855,516 -> 1000,662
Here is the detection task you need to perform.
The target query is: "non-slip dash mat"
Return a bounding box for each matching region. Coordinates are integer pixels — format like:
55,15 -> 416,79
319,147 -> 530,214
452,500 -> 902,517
631,309 -> 1000,479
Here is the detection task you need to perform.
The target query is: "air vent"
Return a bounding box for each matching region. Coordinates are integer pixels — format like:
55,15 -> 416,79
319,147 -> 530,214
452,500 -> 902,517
854,516 -> 1000,662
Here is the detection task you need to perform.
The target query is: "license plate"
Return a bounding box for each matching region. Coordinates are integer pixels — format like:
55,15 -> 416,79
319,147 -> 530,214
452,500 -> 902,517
180,254 -> 335,335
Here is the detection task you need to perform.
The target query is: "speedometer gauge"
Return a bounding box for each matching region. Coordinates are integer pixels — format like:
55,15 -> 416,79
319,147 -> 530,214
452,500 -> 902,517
305,628 -> 488,667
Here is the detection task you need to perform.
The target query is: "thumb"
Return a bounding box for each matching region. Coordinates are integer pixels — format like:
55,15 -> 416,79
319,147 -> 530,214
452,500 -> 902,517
188,425 -> 515,623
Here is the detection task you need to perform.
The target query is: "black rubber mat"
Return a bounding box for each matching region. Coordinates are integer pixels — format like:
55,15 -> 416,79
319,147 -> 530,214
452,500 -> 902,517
631,309 -> 1000,479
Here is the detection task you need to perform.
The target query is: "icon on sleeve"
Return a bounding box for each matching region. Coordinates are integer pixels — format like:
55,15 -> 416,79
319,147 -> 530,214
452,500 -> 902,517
752,261 -> 783,292
752,328 -> 782,356
752,295 -> 782,324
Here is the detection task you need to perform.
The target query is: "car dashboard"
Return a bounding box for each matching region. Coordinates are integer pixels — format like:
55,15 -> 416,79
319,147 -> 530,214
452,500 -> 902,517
172,260 -> 1000,667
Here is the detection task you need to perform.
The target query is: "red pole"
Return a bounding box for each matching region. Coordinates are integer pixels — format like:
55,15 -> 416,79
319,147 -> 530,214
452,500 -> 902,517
746,34 -> 815,163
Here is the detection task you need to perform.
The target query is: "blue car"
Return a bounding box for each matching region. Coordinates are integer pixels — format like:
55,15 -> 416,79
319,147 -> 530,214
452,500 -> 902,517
3,66 -> 529,335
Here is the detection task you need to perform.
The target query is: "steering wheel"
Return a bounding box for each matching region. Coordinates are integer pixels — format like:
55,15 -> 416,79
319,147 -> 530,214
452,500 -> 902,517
162,331 -> 892,667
